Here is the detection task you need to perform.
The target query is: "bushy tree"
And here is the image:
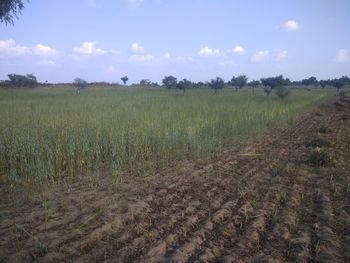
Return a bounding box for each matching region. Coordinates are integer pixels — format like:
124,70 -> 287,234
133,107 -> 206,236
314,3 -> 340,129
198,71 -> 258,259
302,76 -> 318,87
176,78 -> 191,93
275,86 -> 290,99
319,80 -> 329,89
208,77 -> 225,94
331,79 -> 344,93
248,80 -> 260,95
261,75 -> 290,98
162,76 -> 177,89
7,73 -> 38,88
260,75 -> 286,90
121,76 -> 128,85
0,0 -> 25,25
73,77 -> 88,94
230,75 -> 247,91
140,79 -> 151,86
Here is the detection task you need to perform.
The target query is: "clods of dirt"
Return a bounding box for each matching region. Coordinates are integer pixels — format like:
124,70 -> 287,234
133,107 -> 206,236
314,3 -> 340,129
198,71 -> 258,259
306,148 -> 334,167
305,138 -> 331,148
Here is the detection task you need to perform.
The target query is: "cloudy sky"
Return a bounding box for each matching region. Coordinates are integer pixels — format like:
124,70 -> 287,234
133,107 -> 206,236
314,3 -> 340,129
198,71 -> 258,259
0,0 -> 349,83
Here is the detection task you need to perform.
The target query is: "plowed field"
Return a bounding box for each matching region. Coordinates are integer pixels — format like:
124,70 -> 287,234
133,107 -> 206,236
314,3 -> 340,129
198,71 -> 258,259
1,95 -> 349,262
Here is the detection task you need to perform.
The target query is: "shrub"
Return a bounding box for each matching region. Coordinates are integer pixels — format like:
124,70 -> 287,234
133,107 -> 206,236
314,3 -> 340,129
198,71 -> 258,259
275,86 -> 290,99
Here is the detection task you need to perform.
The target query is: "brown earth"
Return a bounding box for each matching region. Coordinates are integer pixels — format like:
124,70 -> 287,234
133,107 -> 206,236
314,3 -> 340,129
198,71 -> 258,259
1,95 -> 350,263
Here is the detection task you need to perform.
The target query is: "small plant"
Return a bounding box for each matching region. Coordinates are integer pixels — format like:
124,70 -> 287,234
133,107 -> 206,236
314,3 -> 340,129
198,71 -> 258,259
307,147 -> 333,167
305,138 -> 331,148
318,125 -> 331,134
275,86 -> 290,99
263,86 -> 272,96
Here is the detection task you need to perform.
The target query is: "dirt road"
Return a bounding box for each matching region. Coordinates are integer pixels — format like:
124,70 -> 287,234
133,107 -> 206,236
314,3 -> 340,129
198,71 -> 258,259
1,95 -> 349,262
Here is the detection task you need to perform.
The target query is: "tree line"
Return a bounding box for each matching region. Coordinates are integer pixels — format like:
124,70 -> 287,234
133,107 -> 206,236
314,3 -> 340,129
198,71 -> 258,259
1,73 -> 349,98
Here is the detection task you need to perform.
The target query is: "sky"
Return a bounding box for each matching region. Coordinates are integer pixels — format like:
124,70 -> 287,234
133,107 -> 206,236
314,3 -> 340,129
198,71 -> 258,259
0,0 -> 349,83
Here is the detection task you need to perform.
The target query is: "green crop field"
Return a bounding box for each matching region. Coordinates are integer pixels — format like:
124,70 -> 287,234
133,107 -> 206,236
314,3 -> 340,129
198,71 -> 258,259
0,87 -> 331,184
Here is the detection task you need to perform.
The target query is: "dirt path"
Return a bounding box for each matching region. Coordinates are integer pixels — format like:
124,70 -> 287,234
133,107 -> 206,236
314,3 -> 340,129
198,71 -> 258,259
1,95 -> 350,263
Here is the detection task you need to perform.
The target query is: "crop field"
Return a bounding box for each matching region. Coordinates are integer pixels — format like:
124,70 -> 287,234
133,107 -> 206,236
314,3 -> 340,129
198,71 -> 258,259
0,87 -> 329,184
1,88 -> 349,263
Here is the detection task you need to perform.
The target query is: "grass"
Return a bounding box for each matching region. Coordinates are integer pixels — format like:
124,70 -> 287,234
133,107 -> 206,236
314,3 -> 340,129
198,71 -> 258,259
0,86 -> 331,184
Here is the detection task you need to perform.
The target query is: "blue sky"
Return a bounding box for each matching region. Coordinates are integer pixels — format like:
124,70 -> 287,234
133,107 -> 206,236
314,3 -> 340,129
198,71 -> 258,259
0,0 -> 349,83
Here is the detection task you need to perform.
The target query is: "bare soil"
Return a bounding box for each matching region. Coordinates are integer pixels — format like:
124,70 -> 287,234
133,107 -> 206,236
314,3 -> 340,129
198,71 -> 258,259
1,95 -> 350,263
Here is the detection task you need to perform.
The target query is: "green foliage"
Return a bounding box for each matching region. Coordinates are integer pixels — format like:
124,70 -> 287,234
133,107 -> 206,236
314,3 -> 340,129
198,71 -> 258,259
7,73 -> 38,88
260,75 -> 288,90
0,0 -> 25,25
176,78 -> 191,93
302,76 -> 318,86
208,77 -> 225,93
263,86 -> 272,96
162,76 -> 177,89
230,75 -> 248,90
275,86 -> 291,99
73,78 -> 88,93
0,88 -> 329,183
121,76 -> 128,85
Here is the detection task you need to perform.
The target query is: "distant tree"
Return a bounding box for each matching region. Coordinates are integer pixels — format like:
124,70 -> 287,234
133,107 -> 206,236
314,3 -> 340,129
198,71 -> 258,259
162,76 -> 177,89
248,80 -> 260,95
73,77 -> 88,94
140,79 -> 151,86
0,0 -> 25,25
208,77 -> 225,94
7,73 -> 38,88
302,76 -> 318,87
230,75 -> 248,91
263,86 -> 272,96
261,75 -> 290,98
275,86 -> 290,99
319,80 -> 328,89
121,76 -> 128,85
331,79 -> 344,93
176,78 -> 191,93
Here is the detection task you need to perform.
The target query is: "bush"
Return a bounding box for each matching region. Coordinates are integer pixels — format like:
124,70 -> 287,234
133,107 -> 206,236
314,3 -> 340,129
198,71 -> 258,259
275,86 -> 290,99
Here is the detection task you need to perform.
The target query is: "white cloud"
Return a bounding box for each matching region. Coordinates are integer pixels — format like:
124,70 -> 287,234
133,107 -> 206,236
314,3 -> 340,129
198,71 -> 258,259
336,49 -> 349,62
251,50 -> 269,62
198,46 -> 220,57
129,54 -> 154,63
34,44 -> 57,56
232,45 -> 245,55
251,50 -> 287,62
130,42 -> 145,53
283,20 -> 299,31
74,42 -> 106,55
162,52 -> 171,59
274,50 -> 287,61
0,39 -> 57,57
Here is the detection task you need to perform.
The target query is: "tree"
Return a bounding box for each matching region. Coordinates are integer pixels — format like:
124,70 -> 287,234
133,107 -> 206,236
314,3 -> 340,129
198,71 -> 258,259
275,86 -> 290,99
208,77 -> 225,94
140,79 -> 151,86
0,0 -> 25,25
331,79 -> 344,93
261,75 -> 290,98
248,80 -> 260,95
121,76 -> 128,85
73,77 -> 87,94
162,76 -> 177,89
260,75 -> 286,90
230,75 -> 247,91
302,76 -> 318,87
7,73 -> 38,88
319,80 -> 328,89
176,78 -> 191,93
